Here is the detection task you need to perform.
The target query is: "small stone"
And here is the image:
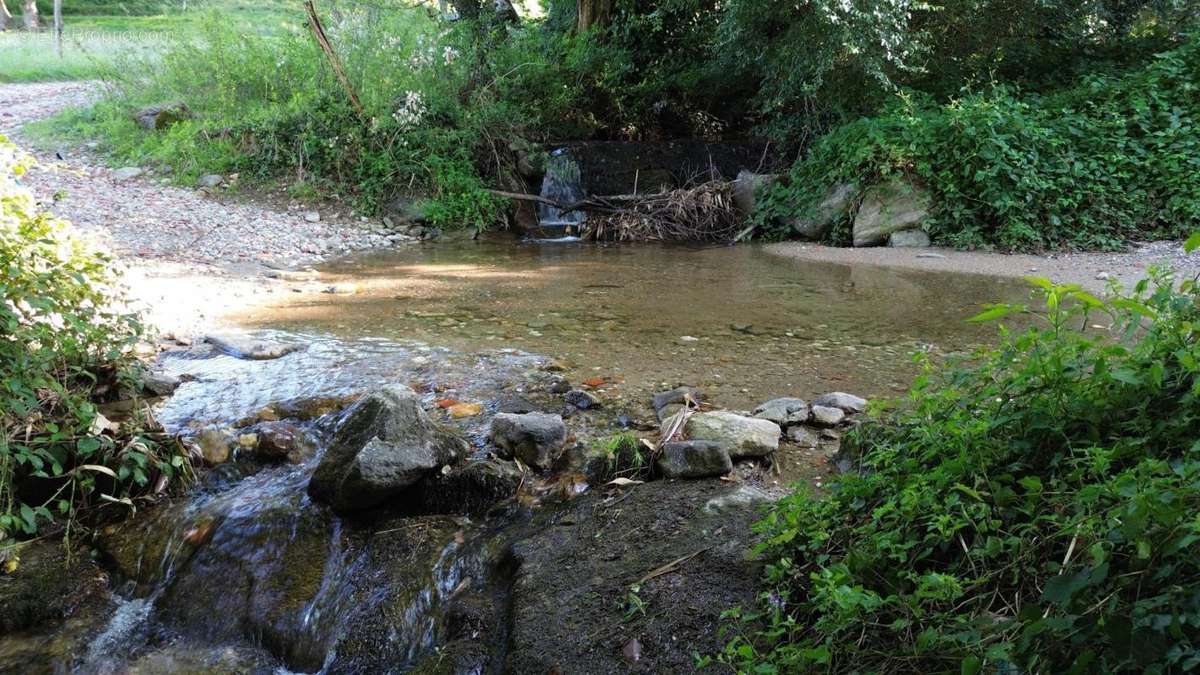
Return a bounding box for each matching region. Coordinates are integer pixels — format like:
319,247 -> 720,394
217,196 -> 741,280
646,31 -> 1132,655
142,371 -> 180,396
112,167 -> 143,181
1096,271 -> 1111,280
810,405 -> 846,427
496,394 -> 537,414
656,441 -> 732,479
752,397 -> 809,426
489,412 -> 568,470
194,427 -> 233,465
564,389 -> 601,410
679,335 -> 700,342
237,433 -> 258,449
304,211 -> 321,223
685,411 -> 779,458
786,425 -> 819,448
197,174 -> 223,189
812,392 -> 867,414
916,252 -> 946,259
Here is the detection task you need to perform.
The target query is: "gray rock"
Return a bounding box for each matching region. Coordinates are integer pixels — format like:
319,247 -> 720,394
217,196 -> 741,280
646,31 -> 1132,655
751,397 -> 809,426
496,393 -> 538,414
703,484 -> 773,514
133,102 -> 190,131
406,459 -> 527,515
652,386 -> 701,414
383,197 -> 431,226
490,412 -> 568,470
684,411 -> 779,458
112,166 -> 143,181
732,170 -> 778,215
656,441 -> 732,479
813,392 -> 867,414
564,389 -> 601,410
791,182 -> 857,240
786,425 -> 820,448
303,211 -> 321,223
810,405 -> 846,427
250,421 -> 316,463
142,371 -> 180,396
888,229 -> 931,247
307,386 -> 468,512
196,174 -> 223,189
205,333 -> 306,360
853,178 -> 931,247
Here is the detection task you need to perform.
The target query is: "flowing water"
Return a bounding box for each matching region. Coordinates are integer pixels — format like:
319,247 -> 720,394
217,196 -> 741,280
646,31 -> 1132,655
3,241 -> 1035,673
534,150 -> 588,234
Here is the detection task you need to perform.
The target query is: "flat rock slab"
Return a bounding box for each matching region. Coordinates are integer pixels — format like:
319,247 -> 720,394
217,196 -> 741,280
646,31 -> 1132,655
684,410 -> 780,458
506,480 -> 764,673
205,333 -> 307,360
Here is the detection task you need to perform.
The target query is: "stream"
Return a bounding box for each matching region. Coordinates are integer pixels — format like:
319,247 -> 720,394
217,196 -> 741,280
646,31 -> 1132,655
1,240 -> 1033,674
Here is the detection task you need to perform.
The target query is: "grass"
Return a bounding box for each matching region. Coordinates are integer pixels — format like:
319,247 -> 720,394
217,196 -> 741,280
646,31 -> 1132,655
0,1 -> 300,83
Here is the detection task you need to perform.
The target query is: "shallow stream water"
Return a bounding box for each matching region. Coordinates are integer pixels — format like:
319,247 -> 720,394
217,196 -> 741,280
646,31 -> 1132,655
2,241 -> 1035,673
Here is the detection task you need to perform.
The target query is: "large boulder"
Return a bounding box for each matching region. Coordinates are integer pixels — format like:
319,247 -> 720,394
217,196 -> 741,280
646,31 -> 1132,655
791,182 -> 857,240
684,411 -> 779,458
656,441 -> 732,479
852,178 -> 931,247
489,412 -> 567,470
133,102 -> 191,131
307,386 -> 468,512
732,170 -> 778,215
889,229 -> 931,247
751,397 -> 810,427
404,459 -> 528,515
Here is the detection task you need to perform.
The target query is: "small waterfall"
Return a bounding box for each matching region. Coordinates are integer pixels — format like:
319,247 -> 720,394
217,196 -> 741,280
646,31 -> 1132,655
536,149 -> 587,235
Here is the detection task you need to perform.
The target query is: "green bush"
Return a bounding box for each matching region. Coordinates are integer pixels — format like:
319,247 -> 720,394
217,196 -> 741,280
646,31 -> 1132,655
756,36 -> 1200,251
0,136 -> 187,542
717,267 -> 1200,672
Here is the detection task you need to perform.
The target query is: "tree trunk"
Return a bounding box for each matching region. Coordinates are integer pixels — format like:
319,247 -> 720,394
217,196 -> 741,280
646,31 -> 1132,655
0,0 -> 11,31
21,0 -> 38,30
576,0 -> 611,32
52,0 -> 61,56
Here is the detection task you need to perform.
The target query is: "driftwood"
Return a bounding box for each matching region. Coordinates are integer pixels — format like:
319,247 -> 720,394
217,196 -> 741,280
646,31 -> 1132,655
304,0 -> 364,116
491,181 -> 745,242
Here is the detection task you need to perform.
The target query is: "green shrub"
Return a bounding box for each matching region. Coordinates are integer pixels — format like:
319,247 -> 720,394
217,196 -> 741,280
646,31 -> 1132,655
756,37 -> 1200,251
717,267 -> 1200,672
0,136 -> 187,542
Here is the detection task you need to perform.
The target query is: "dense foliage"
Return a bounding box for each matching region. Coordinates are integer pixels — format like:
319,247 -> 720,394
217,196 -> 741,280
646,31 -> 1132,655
755,36 -> 1200,250
47,0 -> 1197,240
717,265 -> 1200,672
0,136 -> 187,542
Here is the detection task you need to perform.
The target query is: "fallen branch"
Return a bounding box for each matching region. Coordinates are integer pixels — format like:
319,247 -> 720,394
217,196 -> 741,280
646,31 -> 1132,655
634,547 -> 711,586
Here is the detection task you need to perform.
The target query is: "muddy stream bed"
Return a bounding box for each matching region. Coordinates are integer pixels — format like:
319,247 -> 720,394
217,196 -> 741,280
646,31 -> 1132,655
1,240 -> 1031,674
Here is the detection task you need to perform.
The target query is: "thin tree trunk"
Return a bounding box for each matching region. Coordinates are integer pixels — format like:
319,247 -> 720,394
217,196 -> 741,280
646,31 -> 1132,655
0,0 -> 11,31
52,0 -> 61,56
21,0 -> 38,30
576,0 -> 611,32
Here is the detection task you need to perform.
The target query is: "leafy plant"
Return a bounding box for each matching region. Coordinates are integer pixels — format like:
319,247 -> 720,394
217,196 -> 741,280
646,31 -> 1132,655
721,266 -> 1200,672
0,136 -> 188,543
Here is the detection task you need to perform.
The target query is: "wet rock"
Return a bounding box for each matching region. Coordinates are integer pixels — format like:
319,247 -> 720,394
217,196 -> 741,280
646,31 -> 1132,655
193,426 -> 235,465
791,182 -> 857,240
142,370 -> 180,396
751,397 -> 809,426
546,376 -> 571,395
889,229 -> 931,247
810,405 -> 846,427
489,412 -> 567,470
249,421 -> 315,463
496,393 -> 538,414
308,386 -> 468,512
813,391 -> 867,414
112,166 -> 143,181
564,388 -> 601,410
853,178 -> 931,247
405,459 -> 528,515
0,541 -> 109,636
656,441 -> 732,479
684,411 -> 779,458
507,481 -> 763,673
196,174 -> 224,189
204,333 -> 306,360
651,386 -> 701,415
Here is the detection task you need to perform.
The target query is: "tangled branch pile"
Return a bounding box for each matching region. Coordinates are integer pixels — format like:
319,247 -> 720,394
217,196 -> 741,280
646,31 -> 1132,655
581,181 -> 744,242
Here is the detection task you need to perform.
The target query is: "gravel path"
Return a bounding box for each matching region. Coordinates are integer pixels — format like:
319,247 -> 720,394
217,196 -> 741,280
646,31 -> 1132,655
3,81 -> 415,337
